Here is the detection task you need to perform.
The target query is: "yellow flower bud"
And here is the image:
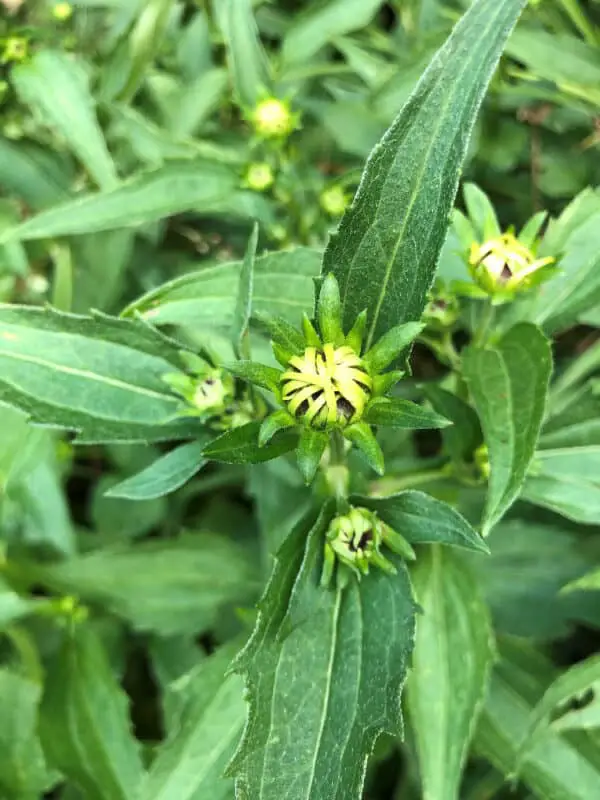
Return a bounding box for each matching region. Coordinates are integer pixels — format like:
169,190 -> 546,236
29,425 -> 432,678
320,185 -> 349,217
53,2 -> 73,20
250,98 -> 296,138
469,232 -> 554,296
280,344 -> 372,430
244,162 -> 274,192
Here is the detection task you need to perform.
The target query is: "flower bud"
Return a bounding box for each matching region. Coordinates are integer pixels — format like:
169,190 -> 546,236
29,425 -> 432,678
322,507 -> 397,585
53,2 -> 73,20
474,443 -> 490,481
244,162 -> 274,192
423,284 -> 460,331
320,185 -> 349,217
1,37 -> 28,65
280,344 -> 372,430
469,233 -> 555,298
250,98 -> 297,139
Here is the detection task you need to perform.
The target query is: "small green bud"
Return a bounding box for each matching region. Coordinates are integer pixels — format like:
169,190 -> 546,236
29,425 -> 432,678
244,162 -> 274,192
320,185 -> 349,217
53,2 -> 73,20
322,507 -> 396,584
1,37 -> 28,65
280,344 -> 372,430
423,284 -> 460,331
249,98 -> 297,139
468,233 -> 555,299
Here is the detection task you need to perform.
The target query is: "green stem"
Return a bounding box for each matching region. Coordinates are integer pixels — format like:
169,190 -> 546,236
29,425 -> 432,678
370,467 -> 450,496
326,430 -> 350,510
474,300 -> 495,348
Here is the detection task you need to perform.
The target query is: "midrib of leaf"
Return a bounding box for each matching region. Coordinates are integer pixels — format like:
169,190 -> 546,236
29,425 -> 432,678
358,0 -> 508,349
0,349 -> 176,405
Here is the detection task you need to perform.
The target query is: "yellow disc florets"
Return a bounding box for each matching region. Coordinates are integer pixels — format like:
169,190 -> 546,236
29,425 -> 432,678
281,344 -> 372,430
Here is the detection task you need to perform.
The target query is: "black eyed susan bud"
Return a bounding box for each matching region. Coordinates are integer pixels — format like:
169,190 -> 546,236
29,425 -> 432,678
320,506 -> 415,586
280,344 -> 372,430
249,97 -> 298,139
1,36 -> 28,65
474,443 -> 490,481
469,233 -> 555,299
244,162 -> 275,192
53,2 -> 73,20
320,185 -> 349,217
423,282 -> 460,331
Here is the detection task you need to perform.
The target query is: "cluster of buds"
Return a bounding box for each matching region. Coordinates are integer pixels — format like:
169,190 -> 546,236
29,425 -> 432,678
468,231 -> 556,304
163,352 -> 255,431
227,273 -> 445,483
248,97 -> 299,140
321,506 -> 416,587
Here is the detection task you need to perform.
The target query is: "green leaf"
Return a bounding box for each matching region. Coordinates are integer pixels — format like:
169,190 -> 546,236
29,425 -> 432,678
203,421 -> 297,465
230,504 -> 417,799
564,568 -> 600,594
138,643 -> 245,800
463,182 -> 501,241
224,0 -> 271,107
12,50 -> 118,190
0,138 -> 71,210
344,422 -> 385,475
105,440 -> 208,500
520,653 -> 600,764
364,397 -> 451,430
0,305 -> 198,443
0,669 -> 55,799
30,534 -> 259,636
408,547 -> 495,800
475,640 -> 600,799
324,0 -> 527,350
462,323 -> 552,535
281,0 -> 384,67
233,222 -> 258,357
118,0 -> 175,102
1,161 -> 238,241
0,577 -> 38,631
225,361 -> 281,392
522,475 -> 600,526
363,322 -> 423,370
423,384 -> 482,463
355,491 -> 489,553
39,626 -> 144,800
126,248 -> 322,329
296,428 -> 328,484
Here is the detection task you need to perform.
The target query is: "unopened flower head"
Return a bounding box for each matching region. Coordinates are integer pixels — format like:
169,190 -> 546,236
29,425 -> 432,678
53,2 -> 73,20
250,98 -> 297,139
321,506 -> 416,586
423,282 -> 460,330
281,344 -> 371,430
469,232 -> 555,297
1,37 -> 28,65
320,185 -> 349,217
244,162 -> 274,192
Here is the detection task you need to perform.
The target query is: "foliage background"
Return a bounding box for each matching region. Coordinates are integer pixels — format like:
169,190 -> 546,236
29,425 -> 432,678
1,0 -> 600,799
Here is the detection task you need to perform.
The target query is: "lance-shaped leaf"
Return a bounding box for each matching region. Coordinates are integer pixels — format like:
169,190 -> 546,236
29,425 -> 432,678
1,161 -> 237,241
204,421 -> 297,465
364,397 -> 451,430
224,0 -> 272,107
39,626 -> 144,800
229,504 -> 417,799
408,547 -> 495,800
463,323 -> 552,535
232,223 -> 258,357
28,534 -> 259,636
323,0 -> 527,349
355,491 -> 488,553
106,439 -> 208,500
0,305 -> 199,443
0,669 -> 56,798
12,50 -> 118,191
139,643 -> 245,800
